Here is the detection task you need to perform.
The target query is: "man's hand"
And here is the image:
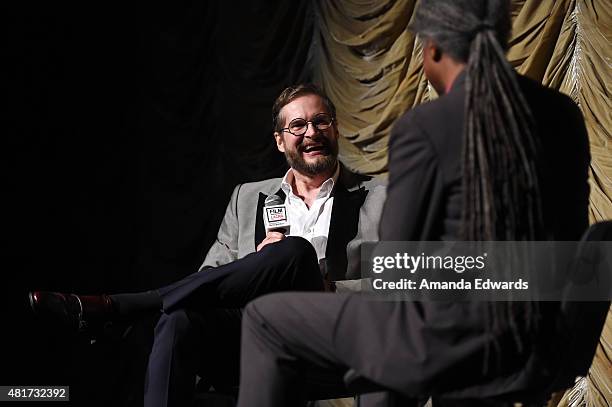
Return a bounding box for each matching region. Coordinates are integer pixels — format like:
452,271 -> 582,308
256,231 -> 286,252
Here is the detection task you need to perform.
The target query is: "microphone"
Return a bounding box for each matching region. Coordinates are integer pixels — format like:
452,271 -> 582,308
263,194 -> 291,234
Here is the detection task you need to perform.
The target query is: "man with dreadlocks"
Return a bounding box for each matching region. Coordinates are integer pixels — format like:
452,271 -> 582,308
235,1 -> 601,406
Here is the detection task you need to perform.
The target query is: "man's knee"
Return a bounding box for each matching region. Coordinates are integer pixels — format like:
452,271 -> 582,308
243,296 -> 267,330
254,237 -> 321,286
280,236 -> 314,252
276,236 -> 318,268
271,236 -> 316,263
244,293 -> 294,331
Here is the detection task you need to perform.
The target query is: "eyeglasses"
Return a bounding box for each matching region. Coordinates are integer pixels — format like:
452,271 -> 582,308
281,113 -> 334,136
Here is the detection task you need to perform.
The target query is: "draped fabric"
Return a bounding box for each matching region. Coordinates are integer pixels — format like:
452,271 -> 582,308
5,0 -> 610,405
313,0 -> 426,175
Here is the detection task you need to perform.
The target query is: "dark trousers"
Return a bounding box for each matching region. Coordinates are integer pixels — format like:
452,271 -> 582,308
236,292 -> 380,407
143,237 -> 325,407
236,292 -> 554,407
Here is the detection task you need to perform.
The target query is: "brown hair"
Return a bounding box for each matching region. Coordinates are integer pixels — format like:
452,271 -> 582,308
272,83 -> 337,134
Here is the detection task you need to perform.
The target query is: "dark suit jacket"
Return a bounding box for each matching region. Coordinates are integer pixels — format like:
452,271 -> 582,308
380,71 -> 590,242
334,72 -> 597,399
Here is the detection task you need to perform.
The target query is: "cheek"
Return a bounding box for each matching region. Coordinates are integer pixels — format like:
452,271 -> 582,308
328,130 -> 340,146
278,137 -> 298,153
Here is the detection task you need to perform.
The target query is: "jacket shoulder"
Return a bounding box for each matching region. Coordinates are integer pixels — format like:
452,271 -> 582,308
339,165 -> 387,191
394,89 -> 465,142
234,177 -> 283,196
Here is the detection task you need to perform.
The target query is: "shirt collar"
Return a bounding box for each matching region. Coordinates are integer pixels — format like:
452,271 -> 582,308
280,163 -> 340,200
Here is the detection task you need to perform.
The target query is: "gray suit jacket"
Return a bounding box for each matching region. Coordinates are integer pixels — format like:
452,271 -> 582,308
199,165 -> 386,284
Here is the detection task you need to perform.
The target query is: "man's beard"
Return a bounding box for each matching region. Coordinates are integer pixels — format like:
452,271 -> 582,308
284,143 -> 338,177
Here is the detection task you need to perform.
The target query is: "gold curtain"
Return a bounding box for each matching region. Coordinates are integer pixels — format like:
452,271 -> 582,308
313,0 -> 427,176
314,0 -> 611,405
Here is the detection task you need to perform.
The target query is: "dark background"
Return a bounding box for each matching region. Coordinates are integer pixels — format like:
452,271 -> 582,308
4,2 -> 314,405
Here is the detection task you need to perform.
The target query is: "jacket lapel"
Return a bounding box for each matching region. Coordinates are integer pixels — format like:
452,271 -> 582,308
254,166 -> 368,280
255,188 -> 286,248
326,176 -> 368,281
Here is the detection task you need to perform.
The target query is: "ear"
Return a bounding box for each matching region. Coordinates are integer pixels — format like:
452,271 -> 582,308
274,132 -> 285,153
433,46 -> 442,62
424,40 -> 441,63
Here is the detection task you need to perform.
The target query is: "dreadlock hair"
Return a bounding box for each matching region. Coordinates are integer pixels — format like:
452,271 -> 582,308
410,0 -> 545,370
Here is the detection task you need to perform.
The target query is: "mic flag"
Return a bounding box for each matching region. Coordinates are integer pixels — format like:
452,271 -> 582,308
263,194 -> 290,234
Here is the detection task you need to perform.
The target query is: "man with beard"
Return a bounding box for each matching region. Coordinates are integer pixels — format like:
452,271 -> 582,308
29,83 -> 386,407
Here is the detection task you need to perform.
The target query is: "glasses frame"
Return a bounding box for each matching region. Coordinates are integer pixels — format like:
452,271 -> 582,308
281,113 -> 335,137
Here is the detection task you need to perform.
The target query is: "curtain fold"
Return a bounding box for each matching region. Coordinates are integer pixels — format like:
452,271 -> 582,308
314,0 -> 425,175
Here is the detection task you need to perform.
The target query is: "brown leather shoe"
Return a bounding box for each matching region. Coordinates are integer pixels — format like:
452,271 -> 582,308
29,291 -> 115,331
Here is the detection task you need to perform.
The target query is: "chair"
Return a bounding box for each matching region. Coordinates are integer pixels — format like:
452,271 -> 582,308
545,221 -> 611,393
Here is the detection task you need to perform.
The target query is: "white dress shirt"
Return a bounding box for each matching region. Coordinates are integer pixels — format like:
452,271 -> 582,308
280,165 -> 340,270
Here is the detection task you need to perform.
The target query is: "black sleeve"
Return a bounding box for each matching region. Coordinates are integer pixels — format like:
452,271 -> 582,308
562,97 -> 590,238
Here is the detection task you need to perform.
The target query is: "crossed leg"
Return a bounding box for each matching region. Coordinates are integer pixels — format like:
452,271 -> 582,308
145,237 -> 327,407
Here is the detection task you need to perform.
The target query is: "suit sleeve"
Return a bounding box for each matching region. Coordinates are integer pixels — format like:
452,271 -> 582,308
198,184 -> 241,271
563,97 -> 590,237
380,111 -> 439,241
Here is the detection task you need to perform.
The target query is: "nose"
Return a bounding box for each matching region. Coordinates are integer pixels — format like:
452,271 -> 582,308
303,122 -> 321,139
